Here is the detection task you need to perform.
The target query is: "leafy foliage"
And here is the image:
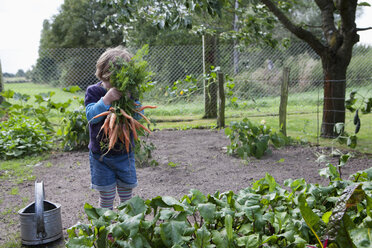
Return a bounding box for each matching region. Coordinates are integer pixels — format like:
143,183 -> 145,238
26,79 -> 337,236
0,89 -> 72,133
110,45 -> 153,113
0,89 -> 74,159
56,86 -> 90,151
0,116 -> 52,159
66,168 -> 372,248
59,99 -> 90,152
225,118 -> 288,159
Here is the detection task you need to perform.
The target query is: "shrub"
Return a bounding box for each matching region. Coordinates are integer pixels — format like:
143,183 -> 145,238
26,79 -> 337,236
59,104 -> 90,152
0,116 -> 52,159
225,118 -> 288,159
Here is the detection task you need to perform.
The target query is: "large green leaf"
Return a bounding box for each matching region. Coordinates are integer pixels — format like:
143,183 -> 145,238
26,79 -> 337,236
236,234 -> 260,248
324,184 -> 365,245
66,235 -> 95,248
119,195 -> 148,216
160,220 -> 191,247
192,224 -> 213,248
119,213 -> 144,238
349,228 -> 371,247
211,230 -> 229,248
198,203 -> 216,223
298,193 -> 323,247
84,203 -> 100,220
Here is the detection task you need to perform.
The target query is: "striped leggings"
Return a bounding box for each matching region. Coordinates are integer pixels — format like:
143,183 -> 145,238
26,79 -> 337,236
99,185 -> 132,209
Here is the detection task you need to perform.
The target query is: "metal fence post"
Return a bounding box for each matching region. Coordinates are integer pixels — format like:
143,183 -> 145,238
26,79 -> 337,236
217,71 -> 225,128
279,67 -> 290,136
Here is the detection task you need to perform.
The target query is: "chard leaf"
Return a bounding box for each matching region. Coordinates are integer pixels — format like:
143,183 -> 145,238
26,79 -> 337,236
349,228 -> 371,247
193,224 -> 213,248
84,203 -> 100,220
198,203 -> 216,223
324,184 -> 365,242
298,193 -> 323,248
236,234 -> 260,248
160,220 -> 190,247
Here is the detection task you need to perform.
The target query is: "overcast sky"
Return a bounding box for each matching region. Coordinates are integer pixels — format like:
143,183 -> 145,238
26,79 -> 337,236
0,0 -> 371,74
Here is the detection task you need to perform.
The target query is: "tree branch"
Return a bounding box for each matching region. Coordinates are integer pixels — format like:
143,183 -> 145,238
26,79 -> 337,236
357,27 -> 372,32
338,0 -> 359,57
260,0 -> 325,55
314,0 -> 339,48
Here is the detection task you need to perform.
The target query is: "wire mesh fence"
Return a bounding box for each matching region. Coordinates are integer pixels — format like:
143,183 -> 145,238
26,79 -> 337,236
3,42 -> 372,144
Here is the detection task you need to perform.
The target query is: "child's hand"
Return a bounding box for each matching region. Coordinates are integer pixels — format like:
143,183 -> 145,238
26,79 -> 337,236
103,88 -> 122,105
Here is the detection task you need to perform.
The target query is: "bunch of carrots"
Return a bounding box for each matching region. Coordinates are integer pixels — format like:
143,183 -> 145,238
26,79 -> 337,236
93,45 -> 156,155
92,103 -> 156,155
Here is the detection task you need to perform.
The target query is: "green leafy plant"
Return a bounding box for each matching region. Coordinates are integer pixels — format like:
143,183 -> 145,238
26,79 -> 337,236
225,118 -> 288,159
66,168 -> 372,248
340,89 -> 372,148
333,122 -> 357,149
134,134 -> 158,167
0,115 -> 52,159
0,89 -> 72,133
56,85 -> 90,151
59,100 -> 89,151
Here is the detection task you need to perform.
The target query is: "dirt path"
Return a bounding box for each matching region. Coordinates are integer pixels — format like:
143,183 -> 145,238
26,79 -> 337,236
1,129 -> 371,247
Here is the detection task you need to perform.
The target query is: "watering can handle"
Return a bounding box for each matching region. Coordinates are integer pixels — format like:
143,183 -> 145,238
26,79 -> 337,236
35,181 -> 46,238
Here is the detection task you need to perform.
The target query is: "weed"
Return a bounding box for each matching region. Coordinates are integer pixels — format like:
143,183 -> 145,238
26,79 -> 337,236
0,154 -> 49,184
0,230 -> 22,248
168,161 -> 178,167
45,161 -> 53,168
10,187 -> 19,195
21,197 -> 29,206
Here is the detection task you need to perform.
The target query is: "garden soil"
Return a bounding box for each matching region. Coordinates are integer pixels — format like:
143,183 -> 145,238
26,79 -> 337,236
1,129 -> 371,247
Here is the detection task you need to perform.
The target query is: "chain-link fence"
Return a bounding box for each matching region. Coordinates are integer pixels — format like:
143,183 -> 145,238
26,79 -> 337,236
3,42 -> 372,143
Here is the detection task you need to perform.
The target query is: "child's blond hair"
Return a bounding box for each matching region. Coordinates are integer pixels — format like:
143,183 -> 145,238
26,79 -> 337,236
95,46 -> 132,82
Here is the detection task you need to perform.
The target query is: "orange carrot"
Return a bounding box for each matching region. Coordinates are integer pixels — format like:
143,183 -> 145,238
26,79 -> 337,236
120,108 -> 133,120
103,113 -> 111,137
92,111 -> 110,119
109,112 -> 117,130
129,118 -> 138,140
136,105 -> 157,112
97,113 -> 111,138
108,124 -> 119,150
123,121 -> 130,153
118,126 -> 125,144
101,124 -> 119,157
134,120 -> 152,134
136,111 -> 151,125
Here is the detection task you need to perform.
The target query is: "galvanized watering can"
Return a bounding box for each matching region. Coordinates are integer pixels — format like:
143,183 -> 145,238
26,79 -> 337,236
18,181 -> 63,245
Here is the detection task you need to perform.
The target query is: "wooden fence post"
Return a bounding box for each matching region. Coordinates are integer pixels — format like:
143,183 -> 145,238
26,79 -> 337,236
279,67 -> 290,136
0,59 -> 3,104
217,71 -> 225,128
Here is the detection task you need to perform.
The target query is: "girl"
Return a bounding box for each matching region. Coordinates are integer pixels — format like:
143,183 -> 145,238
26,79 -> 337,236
85,46 -> 137,209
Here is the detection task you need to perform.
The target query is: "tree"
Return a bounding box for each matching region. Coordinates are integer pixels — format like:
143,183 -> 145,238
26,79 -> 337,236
259,0 -> 370,137
35,0 -> 126,88
103,0 -> 371,137
15,69 -> 26,77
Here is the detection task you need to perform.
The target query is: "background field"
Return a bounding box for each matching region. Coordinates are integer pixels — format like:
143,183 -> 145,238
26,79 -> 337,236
4,81 -> 372,153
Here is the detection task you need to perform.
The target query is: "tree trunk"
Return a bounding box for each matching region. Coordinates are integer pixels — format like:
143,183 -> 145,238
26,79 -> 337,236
321,55 -> 347,137
203,34 -> 218,118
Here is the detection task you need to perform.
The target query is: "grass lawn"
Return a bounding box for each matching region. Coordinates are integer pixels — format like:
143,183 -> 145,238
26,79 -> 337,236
4,82 -> 372,153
